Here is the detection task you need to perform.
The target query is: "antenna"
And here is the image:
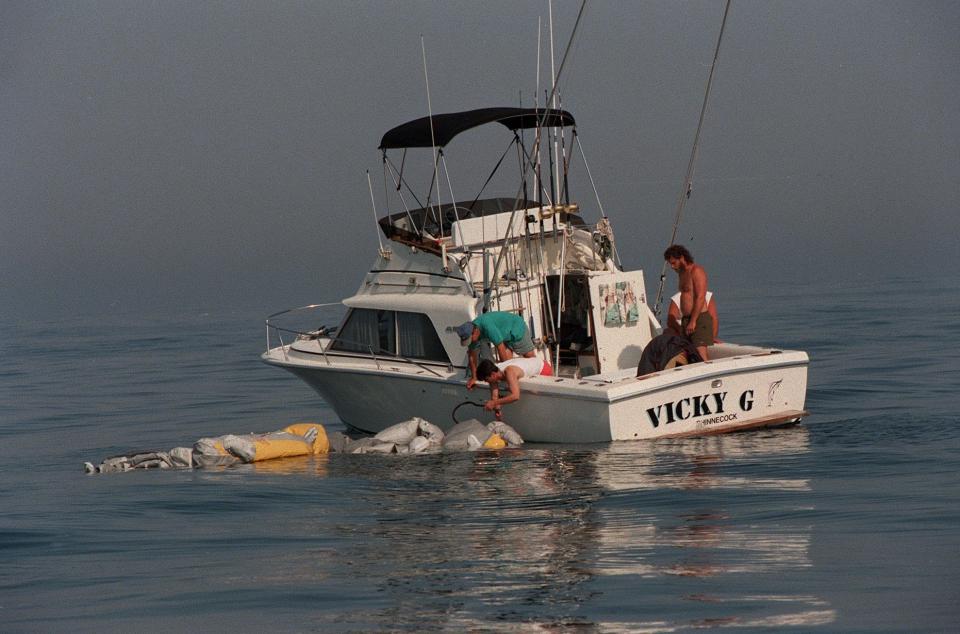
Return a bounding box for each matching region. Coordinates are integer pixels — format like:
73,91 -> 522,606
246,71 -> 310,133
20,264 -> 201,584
534,16 -> 542,204
366,170 -> 388,258
421,35 -> 443,238
549,0 -> 561,207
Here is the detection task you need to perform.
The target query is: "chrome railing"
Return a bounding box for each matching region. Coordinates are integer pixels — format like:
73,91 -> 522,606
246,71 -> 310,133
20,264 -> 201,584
265,303 -> 344,357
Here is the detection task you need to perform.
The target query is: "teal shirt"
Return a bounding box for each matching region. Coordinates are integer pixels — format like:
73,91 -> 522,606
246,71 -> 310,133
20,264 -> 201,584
470,312 -> 527,350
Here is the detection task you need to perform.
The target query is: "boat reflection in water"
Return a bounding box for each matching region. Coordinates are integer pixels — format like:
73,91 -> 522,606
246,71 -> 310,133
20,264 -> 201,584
588,426 -> 835,629
252,425 -> 835,630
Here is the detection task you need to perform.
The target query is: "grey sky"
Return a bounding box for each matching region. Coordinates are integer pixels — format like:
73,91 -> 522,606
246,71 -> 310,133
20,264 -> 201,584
2,1 -> 958,316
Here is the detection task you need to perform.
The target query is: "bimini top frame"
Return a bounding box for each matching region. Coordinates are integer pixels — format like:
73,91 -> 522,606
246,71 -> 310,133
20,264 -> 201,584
379,107 -> 575,149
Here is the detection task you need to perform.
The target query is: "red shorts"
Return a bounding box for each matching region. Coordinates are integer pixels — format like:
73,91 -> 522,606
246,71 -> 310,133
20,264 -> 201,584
540,361 -> 553,377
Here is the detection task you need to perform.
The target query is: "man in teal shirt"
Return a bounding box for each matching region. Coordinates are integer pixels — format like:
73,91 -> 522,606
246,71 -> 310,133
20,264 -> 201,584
456,311 -> 536,389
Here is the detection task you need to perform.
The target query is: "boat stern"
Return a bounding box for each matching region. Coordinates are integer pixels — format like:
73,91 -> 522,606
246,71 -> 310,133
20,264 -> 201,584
607,349 -> 808,440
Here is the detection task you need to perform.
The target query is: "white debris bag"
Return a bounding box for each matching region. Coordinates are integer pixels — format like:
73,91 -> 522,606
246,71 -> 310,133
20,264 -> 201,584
488,421 -> 524,447
374,418 -> 422,445
408,435 -> 432,454
418,419 -> 446,444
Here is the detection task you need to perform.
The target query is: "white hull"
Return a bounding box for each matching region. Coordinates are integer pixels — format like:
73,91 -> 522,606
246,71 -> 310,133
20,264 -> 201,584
263,343 -> 807,443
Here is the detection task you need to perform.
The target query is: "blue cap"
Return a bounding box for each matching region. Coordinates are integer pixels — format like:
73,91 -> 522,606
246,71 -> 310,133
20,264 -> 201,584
456,321 -> 475,345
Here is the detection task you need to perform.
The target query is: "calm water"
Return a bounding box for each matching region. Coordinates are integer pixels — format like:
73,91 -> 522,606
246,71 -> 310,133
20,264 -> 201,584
1,277 -> 957,632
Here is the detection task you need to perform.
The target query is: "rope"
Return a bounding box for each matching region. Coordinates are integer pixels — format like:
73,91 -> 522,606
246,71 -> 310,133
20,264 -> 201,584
451,400 -> 485,425
467,135 -> 520,213
384,155 -> 424,236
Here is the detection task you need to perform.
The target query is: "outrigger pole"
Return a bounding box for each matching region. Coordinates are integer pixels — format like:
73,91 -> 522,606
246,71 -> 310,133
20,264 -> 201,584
549,0 -> 565,369
488,0 -> 587,287
477,0 -> 586,365
653,0 -> 732,318
549,0 -> 560,219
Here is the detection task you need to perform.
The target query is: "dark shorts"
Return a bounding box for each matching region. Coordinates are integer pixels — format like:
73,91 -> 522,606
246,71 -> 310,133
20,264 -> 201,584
477,340 -> 496,362
681,313 -> 714,348
508,332 -> 536,355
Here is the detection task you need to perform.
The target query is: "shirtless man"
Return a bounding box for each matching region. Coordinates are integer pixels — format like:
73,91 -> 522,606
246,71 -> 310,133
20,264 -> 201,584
664,244 -> 714,360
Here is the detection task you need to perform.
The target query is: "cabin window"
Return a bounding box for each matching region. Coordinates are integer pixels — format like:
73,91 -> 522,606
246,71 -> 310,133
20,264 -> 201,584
332,309 -> 449,363
332,308 -> 395,354
397,311 -> 448,362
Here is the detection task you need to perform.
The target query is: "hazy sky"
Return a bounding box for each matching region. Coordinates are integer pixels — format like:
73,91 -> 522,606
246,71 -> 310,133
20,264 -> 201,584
3,1 -> 958,317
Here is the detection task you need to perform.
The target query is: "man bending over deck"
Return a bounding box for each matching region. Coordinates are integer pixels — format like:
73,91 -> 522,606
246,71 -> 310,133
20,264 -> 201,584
476,357 -> 552,416
664,244 -> 714,360
458,311 -> 537,389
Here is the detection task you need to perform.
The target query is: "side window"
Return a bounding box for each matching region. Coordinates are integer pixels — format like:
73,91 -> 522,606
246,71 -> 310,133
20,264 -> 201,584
396,312 -> 450,363
332,309 -> 396,354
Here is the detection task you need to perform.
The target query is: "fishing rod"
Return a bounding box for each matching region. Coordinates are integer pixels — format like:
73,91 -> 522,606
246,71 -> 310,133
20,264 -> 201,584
487,0 -> 588,296
653,0 -> 732,318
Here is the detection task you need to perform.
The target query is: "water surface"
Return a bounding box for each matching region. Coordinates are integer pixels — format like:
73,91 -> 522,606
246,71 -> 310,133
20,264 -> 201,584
1,277 -> 957,631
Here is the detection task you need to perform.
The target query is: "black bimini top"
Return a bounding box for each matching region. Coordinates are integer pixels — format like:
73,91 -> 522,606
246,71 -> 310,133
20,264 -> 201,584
379,107 -> 575,150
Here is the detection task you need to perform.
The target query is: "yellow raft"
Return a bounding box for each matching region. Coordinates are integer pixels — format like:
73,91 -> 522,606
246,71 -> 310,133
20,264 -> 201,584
195,422 -> 330,464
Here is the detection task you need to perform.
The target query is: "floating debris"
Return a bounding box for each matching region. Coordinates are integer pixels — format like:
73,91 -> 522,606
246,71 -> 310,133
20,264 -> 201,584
84,418 -> 523,473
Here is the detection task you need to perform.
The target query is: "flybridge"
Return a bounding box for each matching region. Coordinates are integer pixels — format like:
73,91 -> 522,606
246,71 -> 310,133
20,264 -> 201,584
374,105 -> 588,258
377,197 -> 586,252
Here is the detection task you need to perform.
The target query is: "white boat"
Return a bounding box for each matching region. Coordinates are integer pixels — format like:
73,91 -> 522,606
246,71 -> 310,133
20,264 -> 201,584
262,107 -> 808,443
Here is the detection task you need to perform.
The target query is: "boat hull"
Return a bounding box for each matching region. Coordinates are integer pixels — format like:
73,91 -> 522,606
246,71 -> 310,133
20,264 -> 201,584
263,347 -> 808,443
